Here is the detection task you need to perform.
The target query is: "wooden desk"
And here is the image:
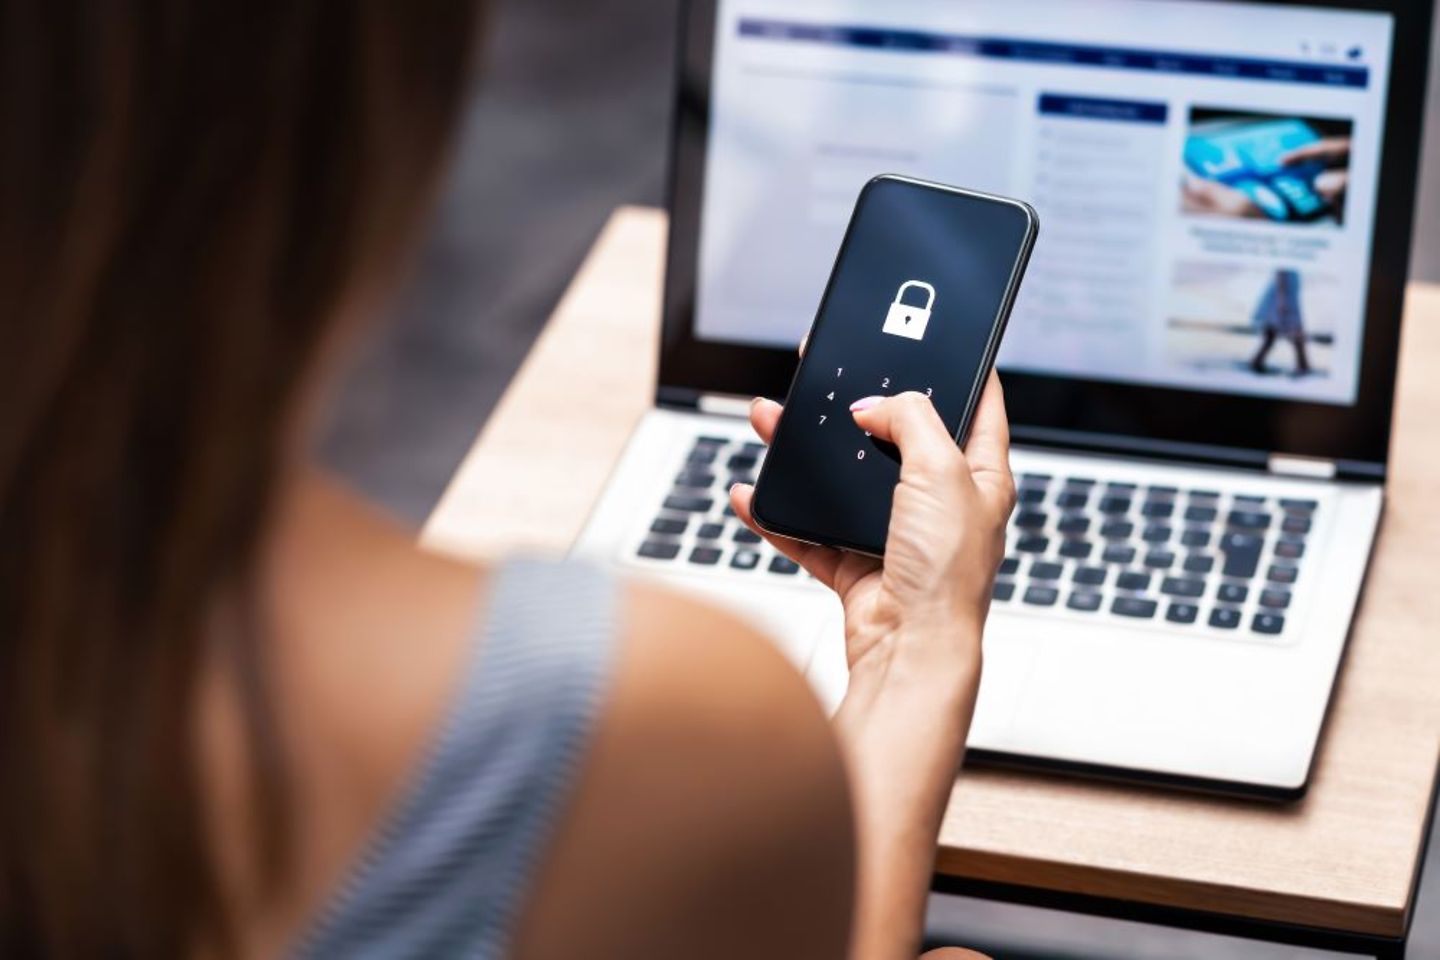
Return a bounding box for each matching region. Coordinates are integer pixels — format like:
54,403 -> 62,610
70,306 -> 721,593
423,206 -> 1440,956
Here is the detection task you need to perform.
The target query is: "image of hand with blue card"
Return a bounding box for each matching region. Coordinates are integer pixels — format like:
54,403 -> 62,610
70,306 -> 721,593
1181,108 -> 1353,225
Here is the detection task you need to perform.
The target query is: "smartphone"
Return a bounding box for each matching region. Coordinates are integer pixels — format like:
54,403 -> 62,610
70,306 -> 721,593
1183,119 -> 1331,221
751,174 -> 1037,556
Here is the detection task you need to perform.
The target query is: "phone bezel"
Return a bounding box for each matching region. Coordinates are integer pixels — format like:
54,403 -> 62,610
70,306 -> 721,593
749,175 -> 1038,556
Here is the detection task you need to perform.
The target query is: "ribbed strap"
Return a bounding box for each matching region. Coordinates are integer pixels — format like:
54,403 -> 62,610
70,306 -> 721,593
296,558 -> 618,959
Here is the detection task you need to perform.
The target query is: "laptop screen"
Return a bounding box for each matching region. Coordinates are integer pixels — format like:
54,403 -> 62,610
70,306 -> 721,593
693,0 -> 1396,409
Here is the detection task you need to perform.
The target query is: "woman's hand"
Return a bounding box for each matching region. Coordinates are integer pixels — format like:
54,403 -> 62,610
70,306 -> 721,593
729,373 -> 1015,694
729,373 -> 1015,960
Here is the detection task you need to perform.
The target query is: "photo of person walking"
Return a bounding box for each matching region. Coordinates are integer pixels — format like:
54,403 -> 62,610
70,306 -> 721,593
1250,267 -> 1311,376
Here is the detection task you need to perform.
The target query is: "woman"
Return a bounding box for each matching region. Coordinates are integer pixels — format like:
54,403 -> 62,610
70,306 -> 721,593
0,4 -> 1013,958
1250,268 -> 1310,376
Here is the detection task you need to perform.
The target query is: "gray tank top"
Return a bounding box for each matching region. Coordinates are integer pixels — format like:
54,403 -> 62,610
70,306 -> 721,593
295,558 -> 617,959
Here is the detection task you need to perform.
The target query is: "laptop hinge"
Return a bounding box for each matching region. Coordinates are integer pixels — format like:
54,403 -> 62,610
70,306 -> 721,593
1267,454 -> 1337,480
696,393 -> 754,419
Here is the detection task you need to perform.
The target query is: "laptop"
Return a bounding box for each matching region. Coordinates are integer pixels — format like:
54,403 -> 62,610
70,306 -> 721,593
574,0 -> 1433,799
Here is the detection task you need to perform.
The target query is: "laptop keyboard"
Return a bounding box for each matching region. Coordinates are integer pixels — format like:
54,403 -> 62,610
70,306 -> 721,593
634,434 -> 804,578
632,432 -> 1316,639
996,473 -> 1314,638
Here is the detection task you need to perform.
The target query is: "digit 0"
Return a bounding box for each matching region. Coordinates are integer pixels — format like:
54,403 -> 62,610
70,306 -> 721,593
856,449 -> 865,460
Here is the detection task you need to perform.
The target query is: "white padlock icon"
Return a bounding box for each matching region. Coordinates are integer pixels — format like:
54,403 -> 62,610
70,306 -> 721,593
882,280 -> 935,341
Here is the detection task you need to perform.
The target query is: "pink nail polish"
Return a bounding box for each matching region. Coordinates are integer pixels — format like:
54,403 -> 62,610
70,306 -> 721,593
850,396 -> 882,412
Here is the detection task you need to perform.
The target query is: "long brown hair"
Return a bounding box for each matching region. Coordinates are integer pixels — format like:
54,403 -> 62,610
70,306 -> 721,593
0,3 -> 481,954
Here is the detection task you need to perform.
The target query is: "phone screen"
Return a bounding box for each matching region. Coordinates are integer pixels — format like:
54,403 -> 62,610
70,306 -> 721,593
752,176 -> 1036,555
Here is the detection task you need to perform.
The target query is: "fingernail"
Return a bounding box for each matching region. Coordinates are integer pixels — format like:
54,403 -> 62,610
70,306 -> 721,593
850,396 -> 883,412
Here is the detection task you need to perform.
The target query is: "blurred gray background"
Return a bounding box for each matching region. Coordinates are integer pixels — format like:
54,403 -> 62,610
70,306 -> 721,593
322,2 -> 1440,956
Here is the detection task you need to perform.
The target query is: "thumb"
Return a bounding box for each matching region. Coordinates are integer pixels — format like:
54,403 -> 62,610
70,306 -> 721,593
850,392 -> 961,478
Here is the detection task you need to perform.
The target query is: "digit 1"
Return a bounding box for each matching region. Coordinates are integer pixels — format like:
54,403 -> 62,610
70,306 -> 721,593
836,367 -> 843,378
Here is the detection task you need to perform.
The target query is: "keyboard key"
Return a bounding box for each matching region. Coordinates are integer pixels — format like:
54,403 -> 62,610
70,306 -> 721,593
1105,482 -> 1138,495
993,580 -> 1016,602
1217,583 -> 1249,604
731,550 -> 760,570
1148,485 -> 1179,497
741,441 -> 766,457
1141,501 -> 1174,519
1227,510 -> 1272,530
638,540 -> 681,560
1180,529 -> 1211,548
1066,477 -> 1097,487
1068,591 -> 1103,612
689,546 -> 722,566
687,447 -> 717,465
1167,602 -> 1199,624
998,557 -> 1020,576
1252,613 -> 1286,635
696,435 -> 728,446
1073,566 -> 1107,586
734,528 -> 762,544
1209,607 -> 1242,630
1161,577 -> 1205,598
1260,589 -> 1291,609
1016,535 -> 1050,553
1220,532 -> 1263,578
1184,553 -> 1216,574
1100,519 -> 1135,540
1058,540 -> 1093,560
1099,496 -> 1132,514
1113,597 -> 1158,619
726,453 -> 758,472
651,517 -> 687,536
1267,564 -> 1298,585
1021,472 -> 1053,485
1279,498 -> 1318,513
1103,544 -> 1136,565
675,470 -> 716,489
1056,490 -> 1089,509
1184,505 -> 1218,523
1018,487 -> 1046,504
1282,515 -> 1312,535
696,522 -> 725,540
1014,510 -> 1048,530
1142,524 -> 1172,543
1234,494 -> 1266,507
1030,561 -> 1064,581
768,555 -> 800,575
1189,489 -> 1222,500
1057,514 -> 1091,535
1144,550 -> 1176,569
1116,571 -> 1151,591
664,494 -> 714,513
722,504 -> 737,518
1023,585 -> 1059,607
1275,538 -> 1306,560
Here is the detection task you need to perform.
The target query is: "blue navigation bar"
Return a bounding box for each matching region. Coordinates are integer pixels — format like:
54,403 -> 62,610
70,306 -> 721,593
1038,94 -> 1168,124
737,19 -> 1370,89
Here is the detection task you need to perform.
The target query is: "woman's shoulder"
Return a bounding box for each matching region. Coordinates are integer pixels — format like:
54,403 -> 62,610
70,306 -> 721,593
252,478 -> 851,955
507,577 -> 855,960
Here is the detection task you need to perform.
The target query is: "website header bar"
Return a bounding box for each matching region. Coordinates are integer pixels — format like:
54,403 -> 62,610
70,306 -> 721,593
737,18 -> 1371,89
